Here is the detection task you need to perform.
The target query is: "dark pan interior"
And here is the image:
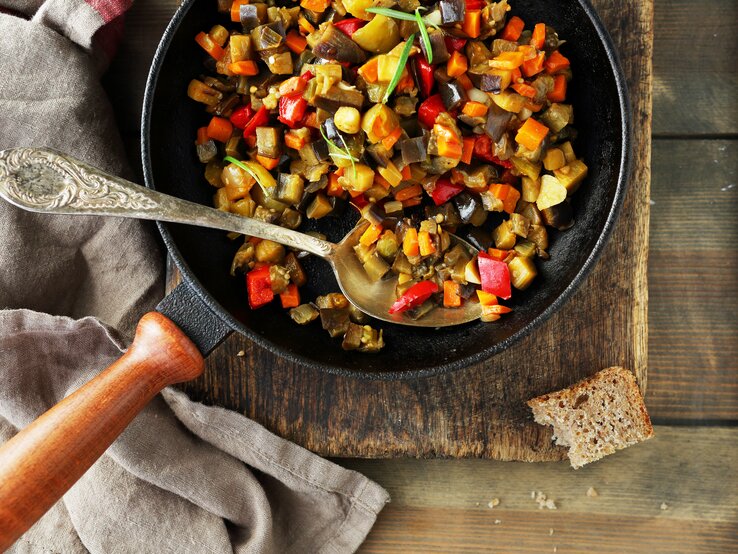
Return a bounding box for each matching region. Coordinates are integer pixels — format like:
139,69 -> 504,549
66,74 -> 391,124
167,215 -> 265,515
142,0 -> 628,378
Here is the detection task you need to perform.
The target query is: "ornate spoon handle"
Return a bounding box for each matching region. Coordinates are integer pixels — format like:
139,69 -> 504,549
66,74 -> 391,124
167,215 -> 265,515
0,147 -> 334,259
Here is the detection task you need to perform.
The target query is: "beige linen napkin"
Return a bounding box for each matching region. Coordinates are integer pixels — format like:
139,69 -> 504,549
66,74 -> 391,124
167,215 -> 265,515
0,3 -> 389,553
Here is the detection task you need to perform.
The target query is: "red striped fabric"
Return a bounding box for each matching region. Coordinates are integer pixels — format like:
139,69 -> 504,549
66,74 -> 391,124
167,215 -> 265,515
84,0 -> 132,23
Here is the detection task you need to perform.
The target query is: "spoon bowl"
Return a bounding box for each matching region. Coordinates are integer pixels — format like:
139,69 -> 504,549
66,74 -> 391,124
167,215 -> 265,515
0,147 -> 482,327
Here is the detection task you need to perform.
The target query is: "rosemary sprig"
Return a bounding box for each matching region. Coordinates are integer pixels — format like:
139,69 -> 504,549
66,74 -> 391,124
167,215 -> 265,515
320,126 -> 357,177
223,156 -> 270,191
365,6 -> 417,22
415,8 -> 432,64
383,33 -> 416,104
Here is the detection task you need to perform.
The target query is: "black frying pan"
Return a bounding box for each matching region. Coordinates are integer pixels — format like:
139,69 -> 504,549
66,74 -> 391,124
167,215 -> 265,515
143,0 -> 631,379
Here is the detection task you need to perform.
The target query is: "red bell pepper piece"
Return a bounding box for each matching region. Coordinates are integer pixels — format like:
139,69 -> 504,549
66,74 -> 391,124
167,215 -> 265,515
444,36 -> 467,53
412,55 -> 435,98
230,104 -> 254,129
350,193 -> 369,210
278,95 -> 308,128
465,0 -> 485,9
477,252 -> 511,300
472,135 -> 514,168
246,265 -> 274,309
389,280 -> 439,314
242,105 -> 269,138
418,94 -> 446,128
334,18 -> 367,37
431,178 -> 464,206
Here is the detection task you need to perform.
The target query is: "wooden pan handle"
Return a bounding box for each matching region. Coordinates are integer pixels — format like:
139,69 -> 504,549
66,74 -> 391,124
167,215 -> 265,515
0,312 -> 204,550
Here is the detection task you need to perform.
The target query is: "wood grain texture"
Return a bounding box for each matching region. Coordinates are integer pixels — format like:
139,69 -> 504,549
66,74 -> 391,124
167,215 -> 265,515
345,426 -> 738,552
652,0 -> 738,136
647,140 -> 738,420
162,0 -> 653,459
0,313 -> 203,550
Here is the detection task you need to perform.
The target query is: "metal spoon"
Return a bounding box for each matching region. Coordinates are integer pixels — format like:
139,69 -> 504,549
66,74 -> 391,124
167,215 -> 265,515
0,147 -> 481,327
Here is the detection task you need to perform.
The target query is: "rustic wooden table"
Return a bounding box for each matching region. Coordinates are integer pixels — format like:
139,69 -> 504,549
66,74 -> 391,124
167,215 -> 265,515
107,0 -> 737,550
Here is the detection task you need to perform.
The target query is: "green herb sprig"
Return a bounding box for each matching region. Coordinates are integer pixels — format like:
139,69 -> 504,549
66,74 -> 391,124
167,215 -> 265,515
365,6 -> 417,21
383,33 -> 416,104
223,156 -> 271,191
320,125 -> 357,177
415,8 -> 433,64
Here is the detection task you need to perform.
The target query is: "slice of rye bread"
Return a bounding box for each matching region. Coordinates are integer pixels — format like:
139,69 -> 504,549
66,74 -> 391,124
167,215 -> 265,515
527,367 -> 654,468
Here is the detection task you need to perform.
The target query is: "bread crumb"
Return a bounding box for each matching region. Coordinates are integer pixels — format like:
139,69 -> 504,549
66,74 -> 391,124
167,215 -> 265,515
475,502 -> 480,507
549,528 -> 554,536
236,350 -> 245,357
533,491 -> 557,510
586,487 -> 599,497
660,502 -> 668,510
494,519 -> 501,525
553,547 -> 558,553
487,498 -> 500,509
531,490 -> 536,499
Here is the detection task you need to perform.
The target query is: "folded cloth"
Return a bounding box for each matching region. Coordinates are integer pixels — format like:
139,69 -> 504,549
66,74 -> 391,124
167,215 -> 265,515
0,3 -> 389,553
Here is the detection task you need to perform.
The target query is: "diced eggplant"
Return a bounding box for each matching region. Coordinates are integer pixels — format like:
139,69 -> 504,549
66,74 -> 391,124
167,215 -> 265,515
230,242 -> 255,275
313,24 -> 367,64
240,3 -> 267,31
316,293 -> 349,309
251,22 -> 285,51
508,256 -> 538,290
357,325 -> 384,353
465,41 -> 492,67
439,0 -> 464,24
376,230 -> 399,260
468,69 -> 506,93
425,202 -> 462,227
394,95 -> 417,117
528,224 -> 549,253
421,30 -> 450,64
313,84 -> 365,112
255,127 -> 282,159
269,265 -> 290,294
462,227 -> 494,251
405,300 -> 436,320
278,207 -> 303,229
277,173 -> 305,206
453,192 -> 487,226
439,80 -> 468,111
399,136 -> 429,165
509,212 -> 530,237
514,239 -> 537,258
306,193 -> 333,219
255,239 -> 285,263
540,103 -> 574,133
492,219 -> 517,249
261,50 -> 293,75
320,308 -> 351,338
305,174 -> 328,193
553,159 -> 588,194
365,143 -> 393,167
485,104 -> 513,142
363,252 -> 390,281
196,140 -> 217,163
342,322 -> 364,350
541,201 -> 575,230
283,252 -> 307,287
289,303 -> 320,325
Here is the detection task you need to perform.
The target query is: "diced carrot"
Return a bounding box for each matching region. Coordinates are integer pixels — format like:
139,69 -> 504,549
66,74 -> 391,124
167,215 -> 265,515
515,117 -> 549,151
207,116 -> 233,142
256,154 -> 279,170
403,227 -> 419,257
285,30 -> 308,54
517,45 -> 537,59
455,72 -> 474,90
524,100 -> 544,112
196,126 -> 209,145
487,248 -> 510,261
500,16 -> 525,41
522,51 -> 545,77
531,23 -> 546,49
303,111 -> 319,128
489,183 -> 521,214
284,132 -> 306,150
434,123 -> 463,159
547,74 -> 567,102
195,31 -> 225,61
400,164 -> 412,180
230,0 -> 249,23
374,172 -> 392,189
462,101 -> 488,117
461,136 -> 475,164
489,51 -> 525,70
545,50 -> 570,74
462,10 -> 481,39
512,82 -> 537,98
418,230 -> 436,256
394,183 -> 422,202
280,283 -> 301,309
248,236 -> 263,245
511,67 -> 523,83
396,70 -> 416,93
360,223 -> 383,246
228,60 -> 259,76
443,281 -> 462,308
486,304 -> 513,314
447,51 -> 468,78
300,0 -> 329,12
476,290 -> 498,306
381,127 -> 403,150
401,196 -> 423,207
327,172 -> 344,196
358,57 -> 379,83
298,15 -> 315,34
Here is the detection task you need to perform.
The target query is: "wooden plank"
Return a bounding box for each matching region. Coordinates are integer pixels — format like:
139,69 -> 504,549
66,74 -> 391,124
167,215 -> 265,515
132,0 -> 654,460
652,0 -> 738,135
647,139 -> 738,420
345,426 -> 738,552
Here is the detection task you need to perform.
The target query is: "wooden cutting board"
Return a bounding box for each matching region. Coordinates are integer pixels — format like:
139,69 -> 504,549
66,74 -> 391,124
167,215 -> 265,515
171,0 -> 652,460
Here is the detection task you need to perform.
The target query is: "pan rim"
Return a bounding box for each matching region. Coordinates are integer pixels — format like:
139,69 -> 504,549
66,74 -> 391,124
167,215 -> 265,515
141,0 -> 631,381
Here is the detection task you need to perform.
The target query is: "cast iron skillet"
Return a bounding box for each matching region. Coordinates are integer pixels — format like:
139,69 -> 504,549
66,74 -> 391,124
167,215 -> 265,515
142,0 -> 631,379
